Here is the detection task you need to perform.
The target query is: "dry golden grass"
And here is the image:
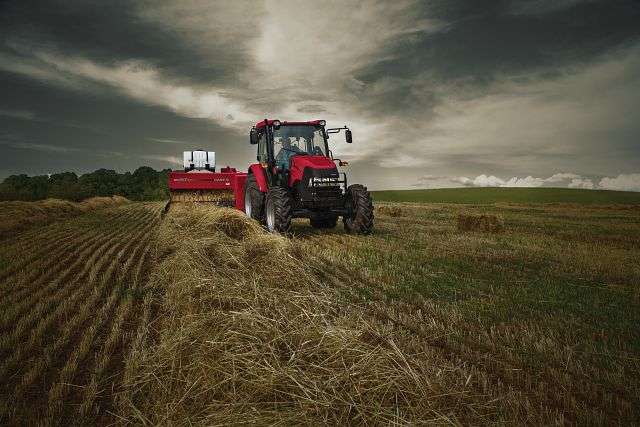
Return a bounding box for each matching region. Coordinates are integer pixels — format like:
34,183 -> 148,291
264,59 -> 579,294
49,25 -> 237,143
0,195 -> 128,235
0,207 -> 150,328
115,204 -> 494,424
1,197 -> 638,425
294,201 -> 640,424
0,201 -> 161,424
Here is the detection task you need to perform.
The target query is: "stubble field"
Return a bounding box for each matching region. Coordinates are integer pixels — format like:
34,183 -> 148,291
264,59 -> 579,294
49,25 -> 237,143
0,199 -> 162,423
0,190 -> 638,425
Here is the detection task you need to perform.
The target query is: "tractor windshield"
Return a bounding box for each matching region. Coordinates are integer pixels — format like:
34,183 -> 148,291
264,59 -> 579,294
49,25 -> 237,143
273,125 -> 327,159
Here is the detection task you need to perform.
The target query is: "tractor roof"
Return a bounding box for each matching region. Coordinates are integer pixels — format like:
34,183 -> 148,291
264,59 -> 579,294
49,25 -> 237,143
254,119 -> 324,129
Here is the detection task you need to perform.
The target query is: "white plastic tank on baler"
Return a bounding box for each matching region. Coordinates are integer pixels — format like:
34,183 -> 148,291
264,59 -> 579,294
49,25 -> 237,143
183,150 -> 216,172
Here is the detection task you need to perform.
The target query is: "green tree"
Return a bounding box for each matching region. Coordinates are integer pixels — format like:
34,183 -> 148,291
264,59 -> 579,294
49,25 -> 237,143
0,166 -> 171,202
48,172 -> 82,201
132,166 -> 159,200
78,169 -> 121,198
0,174 -> 49,201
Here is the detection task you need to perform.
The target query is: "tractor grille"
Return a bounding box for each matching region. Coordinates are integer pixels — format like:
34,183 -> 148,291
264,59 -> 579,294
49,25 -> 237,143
303,186 -> 343,208
298,167 -> 345,209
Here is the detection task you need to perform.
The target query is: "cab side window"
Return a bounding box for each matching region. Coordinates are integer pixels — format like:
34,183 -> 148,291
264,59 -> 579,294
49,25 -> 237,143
257,132 -> 268,163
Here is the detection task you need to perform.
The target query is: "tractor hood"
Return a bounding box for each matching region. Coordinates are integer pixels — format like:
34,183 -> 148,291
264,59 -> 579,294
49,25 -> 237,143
289,155 -> 338,186
290,155 -> 336,171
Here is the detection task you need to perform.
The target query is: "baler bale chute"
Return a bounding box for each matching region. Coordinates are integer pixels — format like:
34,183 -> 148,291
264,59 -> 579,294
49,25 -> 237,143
168,150 -> 246,207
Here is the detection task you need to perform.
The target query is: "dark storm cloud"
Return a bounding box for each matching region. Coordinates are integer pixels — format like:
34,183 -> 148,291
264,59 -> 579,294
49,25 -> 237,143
0,0 -> 260,86
353,0 -> 640,114
333,0 -> 640,189
0,67 -> 253,177
0,0 -> 639,189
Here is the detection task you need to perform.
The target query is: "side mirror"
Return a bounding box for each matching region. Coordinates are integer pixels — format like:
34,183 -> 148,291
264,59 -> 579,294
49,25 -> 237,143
249,129 -> 258,145
345,129 -> 353,144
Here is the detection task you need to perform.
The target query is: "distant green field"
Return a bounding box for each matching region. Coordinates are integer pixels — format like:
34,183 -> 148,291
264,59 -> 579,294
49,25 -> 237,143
371,187 -> 640,204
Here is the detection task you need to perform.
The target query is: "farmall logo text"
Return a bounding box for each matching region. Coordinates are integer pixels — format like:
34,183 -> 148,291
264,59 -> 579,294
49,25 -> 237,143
309,177 -> 339,187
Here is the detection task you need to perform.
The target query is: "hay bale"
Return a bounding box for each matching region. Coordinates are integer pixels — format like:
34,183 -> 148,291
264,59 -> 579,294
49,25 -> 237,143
80,195 -> 129,211
377,205 -> 404,217
456,213 -> 505,232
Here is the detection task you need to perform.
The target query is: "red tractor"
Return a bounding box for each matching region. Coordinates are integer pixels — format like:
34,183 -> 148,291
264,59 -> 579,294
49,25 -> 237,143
244,119 -> 373,234
167,119 -> 373,234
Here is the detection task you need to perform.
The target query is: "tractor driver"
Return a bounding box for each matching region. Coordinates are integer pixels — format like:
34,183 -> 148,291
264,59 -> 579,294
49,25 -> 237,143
276,137 -> 303,171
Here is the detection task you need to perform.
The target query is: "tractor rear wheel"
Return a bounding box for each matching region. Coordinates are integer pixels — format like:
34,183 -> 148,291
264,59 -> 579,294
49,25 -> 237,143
310,214 -> 338,229
244,174 -> 264,222
265,186 -> 292,233
343,184 -> 374,234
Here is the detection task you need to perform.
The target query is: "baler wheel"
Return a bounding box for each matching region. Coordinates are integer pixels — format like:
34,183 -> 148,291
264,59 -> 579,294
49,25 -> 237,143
343,184 -> 374,235
265,186 -> 292,233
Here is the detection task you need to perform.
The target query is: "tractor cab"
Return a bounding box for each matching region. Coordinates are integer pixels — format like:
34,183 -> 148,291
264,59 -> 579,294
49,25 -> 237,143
245,119 -> 373,234
250,120 -> 351,186
272,124 -> 327,167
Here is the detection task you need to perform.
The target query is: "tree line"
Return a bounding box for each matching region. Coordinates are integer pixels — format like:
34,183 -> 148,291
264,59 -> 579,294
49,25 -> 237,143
0,167 -> 171,202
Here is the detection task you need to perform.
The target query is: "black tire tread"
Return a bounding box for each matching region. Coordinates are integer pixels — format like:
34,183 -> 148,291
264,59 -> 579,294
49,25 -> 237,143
266,186 -> 292,233
343,184 -> 374,234
244,174 -> 265,222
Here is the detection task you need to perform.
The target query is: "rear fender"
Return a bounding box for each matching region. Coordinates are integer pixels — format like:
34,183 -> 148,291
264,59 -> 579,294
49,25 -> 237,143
249,164 -> 269,193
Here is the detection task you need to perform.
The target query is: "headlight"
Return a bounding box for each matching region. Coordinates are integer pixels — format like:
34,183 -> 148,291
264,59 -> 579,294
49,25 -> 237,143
318,120 -> 326,126
272,120 -> 281,127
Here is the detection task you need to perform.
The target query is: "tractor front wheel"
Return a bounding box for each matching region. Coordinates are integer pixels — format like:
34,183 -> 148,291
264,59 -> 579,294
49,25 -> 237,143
244,174 -> 264,222
343,184 -> 374,234
265,187 -> 292,233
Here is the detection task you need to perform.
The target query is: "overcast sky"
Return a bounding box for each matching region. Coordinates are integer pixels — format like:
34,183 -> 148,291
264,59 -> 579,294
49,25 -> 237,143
1,0 -> 639,190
